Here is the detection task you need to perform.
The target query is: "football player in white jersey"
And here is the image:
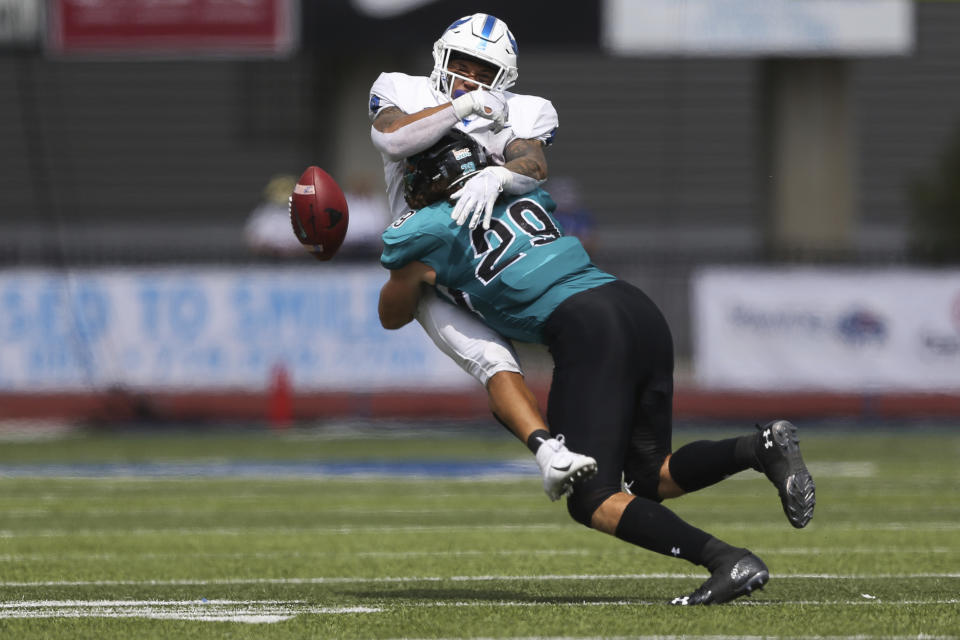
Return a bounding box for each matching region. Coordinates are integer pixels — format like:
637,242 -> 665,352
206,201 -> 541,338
368,14 -> 595,501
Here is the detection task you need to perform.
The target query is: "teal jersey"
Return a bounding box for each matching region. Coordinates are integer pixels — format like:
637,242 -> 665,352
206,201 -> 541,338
381,188 -> 616,343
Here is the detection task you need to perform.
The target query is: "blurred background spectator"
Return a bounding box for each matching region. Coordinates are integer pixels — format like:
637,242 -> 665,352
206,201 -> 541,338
243,172 -> 389,260
244,174 -> 302,258
337,173 -> 391,260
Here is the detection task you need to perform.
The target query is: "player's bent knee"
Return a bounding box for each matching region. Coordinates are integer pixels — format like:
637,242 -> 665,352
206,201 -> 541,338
566,487 -> 617,528
624,453 -> 669,502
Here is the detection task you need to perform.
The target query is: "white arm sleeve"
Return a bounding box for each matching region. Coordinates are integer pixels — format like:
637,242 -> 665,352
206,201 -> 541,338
370,107 -> 458,162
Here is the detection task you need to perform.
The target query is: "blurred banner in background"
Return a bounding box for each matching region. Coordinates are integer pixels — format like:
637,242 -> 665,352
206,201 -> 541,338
0,265 -> 472,392
694,268 -> 960,392
604,0 -> 913,56
48,0 -> 297,56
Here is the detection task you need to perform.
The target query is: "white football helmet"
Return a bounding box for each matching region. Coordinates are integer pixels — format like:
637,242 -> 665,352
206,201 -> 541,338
430,14 -> 519,97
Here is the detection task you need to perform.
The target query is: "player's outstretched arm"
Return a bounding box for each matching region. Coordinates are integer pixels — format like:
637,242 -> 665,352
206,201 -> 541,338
370,88 -> 504,162
378,261 -> 437,329
373,105 -> 452,134
371,105 -> 458,161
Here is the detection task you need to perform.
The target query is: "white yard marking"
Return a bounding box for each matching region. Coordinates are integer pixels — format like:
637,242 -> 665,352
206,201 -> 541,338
0,596 -> 956,624
414,598 -> 960,607
382,636 -> 958,640
0,546 -> 951,564
0,460 -> 883,480
1,572 -> 958,588
0,549 -> 593,563
0,600 -> 380,623
800,461 -> 878,478
0,505 -> 558,518
3,521 -> 960,538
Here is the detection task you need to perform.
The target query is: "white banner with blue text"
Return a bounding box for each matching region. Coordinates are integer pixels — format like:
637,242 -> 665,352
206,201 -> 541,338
0,266 -> 474,392
693,268 -> 960,391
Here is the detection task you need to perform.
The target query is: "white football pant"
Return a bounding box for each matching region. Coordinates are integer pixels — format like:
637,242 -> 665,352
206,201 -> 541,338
414,294 -> 522,387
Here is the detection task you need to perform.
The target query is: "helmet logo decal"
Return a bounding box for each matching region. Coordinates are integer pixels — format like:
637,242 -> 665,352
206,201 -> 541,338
480,14 -> 496,39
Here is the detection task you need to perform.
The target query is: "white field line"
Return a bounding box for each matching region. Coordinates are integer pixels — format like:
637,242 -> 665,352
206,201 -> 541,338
0,465 -> 889,482
0,549 -> 595,562
382,635 -> 958,640
2,573 -> 959,588
0,461 -> 882,480
0,523 -> 568,538
382,637 -> 959,640
2,546 -> 952,563
0,600 -> 380,623
7,504 -> 959,517
3,521 -> 960,538
0,597 -> 958,625
420,598 -> 960,606
0,506 -> 561,517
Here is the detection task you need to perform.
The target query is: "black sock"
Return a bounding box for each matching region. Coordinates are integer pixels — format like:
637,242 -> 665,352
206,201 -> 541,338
735,432 -> 763,471
525,429 -> 551,455
699,537 -> 750,573
669,436 -> 757,492
613,496 -> 713,566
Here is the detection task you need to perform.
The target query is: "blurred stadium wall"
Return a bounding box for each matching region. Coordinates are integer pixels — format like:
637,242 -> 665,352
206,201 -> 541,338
1,1 -> 959,423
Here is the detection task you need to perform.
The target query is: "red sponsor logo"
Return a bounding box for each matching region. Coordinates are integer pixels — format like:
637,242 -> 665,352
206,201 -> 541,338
48,0 -> 295,56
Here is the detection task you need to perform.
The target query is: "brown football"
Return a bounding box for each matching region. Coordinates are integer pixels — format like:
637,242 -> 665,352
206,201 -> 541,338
289,166 -> 349,261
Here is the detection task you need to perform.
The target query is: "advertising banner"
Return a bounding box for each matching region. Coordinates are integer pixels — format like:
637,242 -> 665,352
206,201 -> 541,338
48,0 -> 296,56
0,266 -> 473,392
693,268 -> 960,391
604,0 -> 912,56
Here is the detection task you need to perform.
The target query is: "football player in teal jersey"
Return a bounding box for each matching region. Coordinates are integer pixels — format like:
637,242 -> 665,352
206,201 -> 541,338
379,133 -> 816,605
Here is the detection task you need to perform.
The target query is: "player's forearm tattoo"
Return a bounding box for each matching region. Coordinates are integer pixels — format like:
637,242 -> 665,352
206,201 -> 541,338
504,138 -> 548,181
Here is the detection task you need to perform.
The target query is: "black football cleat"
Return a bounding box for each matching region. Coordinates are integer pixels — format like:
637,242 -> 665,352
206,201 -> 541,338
755,419 -> 816,528
670,552 -> 769,606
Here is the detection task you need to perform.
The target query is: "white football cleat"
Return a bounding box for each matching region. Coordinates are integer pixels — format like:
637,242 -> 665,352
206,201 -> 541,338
535,434 -> 598,501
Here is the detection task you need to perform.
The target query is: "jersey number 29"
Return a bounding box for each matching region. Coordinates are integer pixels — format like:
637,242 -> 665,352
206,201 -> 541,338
470,198 -> 561,285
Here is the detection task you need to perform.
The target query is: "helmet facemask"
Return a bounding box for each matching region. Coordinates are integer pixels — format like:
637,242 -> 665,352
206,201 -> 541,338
434,50 -> 503,98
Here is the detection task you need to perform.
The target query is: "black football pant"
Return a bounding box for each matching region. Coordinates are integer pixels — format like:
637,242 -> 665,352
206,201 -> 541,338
543,279 -> 675,518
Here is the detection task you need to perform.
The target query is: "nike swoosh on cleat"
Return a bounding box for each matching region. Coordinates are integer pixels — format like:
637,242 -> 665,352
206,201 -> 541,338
551,462 -> 572,472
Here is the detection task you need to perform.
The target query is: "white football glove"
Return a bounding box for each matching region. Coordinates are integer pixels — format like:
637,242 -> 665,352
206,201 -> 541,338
451,90 -> 508,132
450,166 -> 512,230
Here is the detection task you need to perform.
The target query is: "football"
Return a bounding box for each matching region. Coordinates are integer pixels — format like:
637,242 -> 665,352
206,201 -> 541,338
289,166 -> 349,261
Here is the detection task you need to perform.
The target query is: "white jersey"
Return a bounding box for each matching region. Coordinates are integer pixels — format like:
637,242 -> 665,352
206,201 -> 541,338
369,72 -> 559,220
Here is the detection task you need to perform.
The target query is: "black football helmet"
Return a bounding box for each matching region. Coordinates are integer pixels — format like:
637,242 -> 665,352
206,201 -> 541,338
403,130 -> 490,209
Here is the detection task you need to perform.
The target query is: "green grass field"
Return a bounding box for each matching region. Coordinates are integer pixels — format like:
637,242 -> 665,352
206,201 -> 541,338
0,421 -> 958,639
